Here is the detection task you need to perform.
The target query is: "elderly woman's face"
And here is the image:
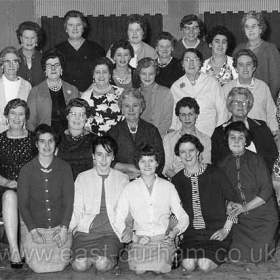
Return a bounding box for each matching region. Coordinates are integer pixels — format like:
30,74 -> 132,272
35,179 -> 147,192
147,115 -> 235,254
66,17 -> 84,40
236,55 -> 255,81
93,64 -> 111,89
156,39 -> 173,60
229,94 -> 250,120
2,53 -> 20,78
178,141 -> 200,169
121,95 -> 142,123
210,34 -> 228,56
244,18 -> 262,41
45,57 -> 62,81
7,106 -> 26,130
228,130 -> 246,155
127,23 -> 144,45
68,106 -> 87,131
20,30 -> 38,51
113,47 -> 131,68
182,51 -> 201,75
138,155 -> 158,177
182,21 -> 200,42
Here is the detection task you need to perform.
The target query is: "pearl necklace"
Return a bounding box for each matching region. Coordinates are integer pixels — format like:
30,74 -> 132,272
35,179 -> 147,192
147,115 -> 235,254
114,74 -> 130,84
93,84 -> 112,95
157,57 -> 172,68
47,79 -> 62,91
127,123 -> 138,134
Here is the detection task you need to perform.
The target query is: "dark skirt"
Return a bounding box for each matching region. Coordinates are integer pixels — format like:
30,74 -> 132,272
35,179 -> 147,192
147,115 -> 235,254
181,229 -> 232,265
71,231 -> 123,264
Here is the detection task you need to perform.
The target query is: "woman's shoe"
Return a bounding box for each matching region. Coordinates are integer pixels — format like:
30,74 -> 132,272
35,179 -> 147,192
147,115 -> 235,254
10,261 -> 23,269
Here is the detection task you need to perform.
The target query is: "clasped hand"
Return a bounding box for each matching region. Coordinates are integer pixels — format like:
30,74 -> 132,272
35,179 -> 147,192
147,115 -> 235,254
52,227 -> 68,248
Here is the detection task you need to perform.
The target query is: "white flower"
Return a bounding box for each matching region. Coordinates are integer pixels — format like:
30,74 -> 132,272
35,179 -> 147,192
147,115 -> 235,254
110,103 -> 120,113
67,90 -> 72,95
97,104 -> 108,111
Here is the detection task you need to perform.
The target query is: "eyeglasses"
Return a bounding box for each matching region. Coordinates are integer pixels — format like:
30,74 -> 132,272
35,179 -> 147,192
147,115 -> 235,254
3,60 -> 20,66
46,63 -> 61,69
231,100 -> 250,107
244,24 -> 260,30
183,25 -> 199,32
183,57 -> 200,63
179,112 -> 196,118
68,112 -> 87,118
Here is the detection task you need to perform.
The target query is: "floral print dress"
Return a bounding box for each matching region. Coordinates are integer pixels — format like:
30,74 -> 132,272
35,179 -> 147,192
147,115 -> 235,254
84,86 -> 124,136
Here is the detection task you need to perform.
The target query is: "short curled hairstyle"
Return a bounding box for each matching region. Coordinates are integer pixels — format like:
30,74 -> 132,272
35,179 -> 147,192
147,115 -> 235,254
34,124 -> 60,147
125,14 -> 147,39
174,134 -> 204,157
16,21 -> 45,50
41,48 -> 66,71
226,87 -> 254,112
233,48 -> 258,69
66,98 -> 91,118
110,39 -> 134,59
118,88 -> 146,113
93,57 -> 114,76
134,143 -> 159,170
155,31 -> 177,49
206,26 -> 234,53
179,14 -> 206,39
175,97 -> 200,116
63,10 -> 88,31
224,121 -> 252,147
4,98 -> 30,120
181,48 -> 204,65
0,46 -> 21,65
241,11 -> 267,37
92,135 -> 118,156
136,57 -> 159,77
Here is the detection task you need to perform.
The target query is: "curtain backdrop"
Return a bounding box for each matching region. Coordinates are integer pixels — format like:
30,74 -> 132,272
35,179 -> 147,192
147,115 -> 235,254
41,14 -> 162,52
204,11 -> 280,55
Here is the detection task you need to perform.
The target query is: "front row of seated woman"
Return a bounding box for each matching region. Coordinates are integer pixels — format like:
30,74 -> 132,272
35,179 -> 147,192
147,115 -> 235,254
0,87 -> 279,274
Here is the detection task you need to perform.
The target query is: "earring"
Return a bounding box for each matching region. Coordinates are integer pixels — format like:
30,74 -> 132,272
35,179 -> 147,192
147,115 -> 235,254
60,69 -> 63,76
5,119 -> 9,126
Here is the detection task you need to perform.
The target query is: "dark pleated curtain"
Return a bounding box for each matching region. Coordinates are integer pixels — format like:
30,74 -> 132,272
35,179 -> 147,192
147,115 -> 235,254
204,11 -> 280,55
41,14 -> 163,52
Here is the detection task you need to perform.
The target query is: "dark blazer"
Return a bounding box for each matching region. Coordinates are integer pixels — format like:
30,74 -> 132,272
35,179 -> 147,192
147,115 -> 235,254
211,118 -> 278,173
108,118 -> 165,175
26,80 -> 80,131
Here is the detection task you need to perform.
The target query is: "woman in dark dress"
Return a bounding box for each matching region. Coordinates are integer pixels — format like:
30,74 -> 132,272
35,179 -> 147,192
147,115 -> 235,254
26,48 -> 79,134
57,98 -> 96,180
172,134 -> 237,272
56,10 -> 105,92
0,99 -> 36,268
218,121 -> 278,262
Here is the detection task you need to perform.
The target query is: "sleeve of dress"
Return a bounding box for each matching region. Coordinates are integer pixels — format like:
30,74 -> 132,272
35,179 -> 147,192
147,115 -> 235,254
26,87 -> 38,132
266,43 -> 280,101
202,136 -> 212,164
264,84 -> 278,132
218,168 -> 238,202
158,88 -> 174,137
60,162 -> 74,227
72,85 -> 81,98
69,173 -> 85,231
152,126 -> 165,174
254,155 -> 275,202
162,133 -> 173,175
114,187 -> 130,241
17,164 -> 37,231
215,82 -> 228,127
169,84 -> 181,131
170,184 -> 189,234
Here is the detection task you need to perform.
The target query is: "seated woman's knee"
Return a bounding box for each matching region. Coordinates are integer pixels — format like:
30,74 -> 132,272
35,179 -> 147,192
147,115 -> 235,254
2,189 -> 17,203
72,258 -> 92,272
198,258 -> 218,272
181,258 -> 196,271
95,256 -> 114,272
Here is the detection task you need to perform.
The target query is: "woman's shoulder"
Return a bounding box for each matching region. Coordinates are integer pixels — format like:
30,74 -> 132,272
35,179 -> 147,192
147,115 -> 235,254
110,168 -> 129,181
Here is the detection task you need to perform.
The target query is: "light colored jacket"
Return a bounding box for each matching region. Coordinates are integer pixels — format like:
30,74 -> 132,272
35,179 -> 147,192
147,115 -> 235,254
69,168 -> 129,239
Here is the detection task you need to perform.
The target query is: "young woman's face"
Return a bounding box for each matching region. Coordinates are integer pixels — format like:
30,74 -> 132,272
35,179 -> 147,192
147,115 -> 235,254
182,21 -> 200,43
156,39 -> 173,60
67,106 -> 87,131
138,155 -> 158,177
93,144 -> 114,174
228,130 -> 246,155
127,23 -> 144,44
179,142 -> 200,169
113,47 -> 131,68
139,65 -> 156,87
7,106 -> 26,130
36,132 -> 56,157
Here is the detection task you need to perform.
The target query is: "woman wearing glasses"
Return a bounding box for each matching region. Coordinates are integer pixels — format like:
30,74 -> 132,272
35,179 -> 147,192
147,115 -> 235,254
233,11 -> 280,102
57,98 -> 96,180
0,46 -> 32,133
26,48 -> 79,134
170,48 -> 227,137
173,14 -> 211,61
